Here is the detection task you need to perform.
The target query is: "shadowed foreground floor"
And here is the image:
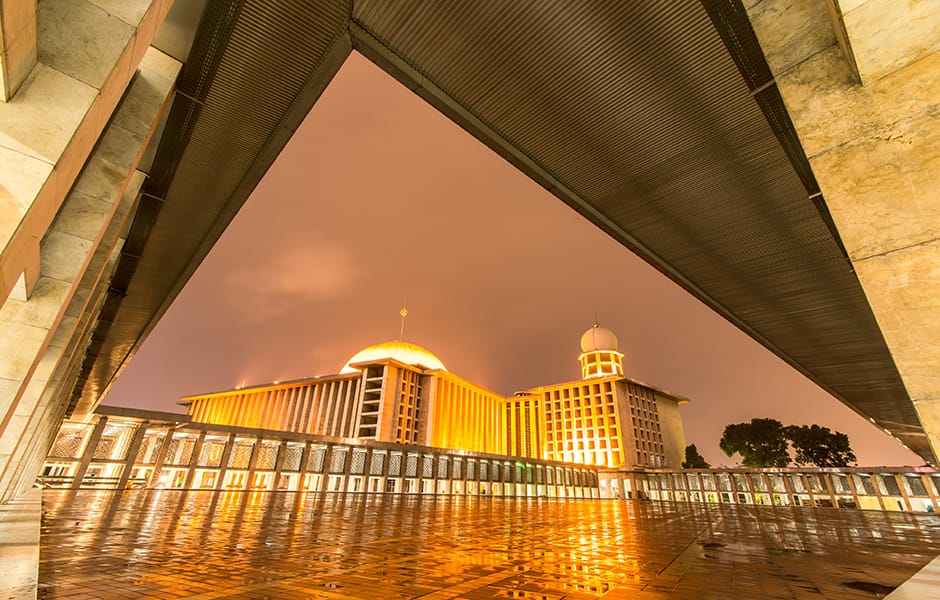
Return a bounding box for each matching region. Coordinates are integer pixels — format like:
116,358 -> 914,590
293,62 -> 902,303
38,490 -> 940,599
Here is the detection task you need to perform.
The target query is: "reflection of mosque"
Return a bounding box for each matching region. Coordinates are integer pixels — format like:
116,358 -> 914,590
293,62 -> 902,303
181,324 -> 689,469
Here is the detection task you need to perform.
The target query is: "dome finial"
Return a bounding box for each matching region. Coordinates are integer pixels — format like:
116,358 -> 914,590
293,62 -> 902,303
399,304 -> 408,340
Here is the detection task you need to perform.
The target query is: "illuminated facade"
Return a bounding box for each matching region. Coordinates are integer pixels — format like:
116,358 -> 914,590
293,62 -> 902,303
180,325 -> 688,469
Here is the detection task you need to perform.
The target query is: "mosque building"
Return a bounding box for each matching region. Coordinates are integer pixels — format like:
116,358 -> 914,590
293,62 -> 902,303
180,324 -> 689,469
39,327 -> 940,510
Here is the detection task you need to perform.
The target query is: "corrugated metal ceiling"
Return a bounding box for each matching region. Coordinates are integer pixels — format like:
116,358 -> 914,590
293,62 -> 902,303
350,0 -> 925,458
71,0 -> 929,461
71,0 -> 352,415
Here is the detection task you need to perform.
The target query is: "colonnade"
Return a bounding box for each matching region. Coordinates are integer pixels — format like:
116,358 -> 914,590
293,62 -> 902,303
40,411 -> 600,499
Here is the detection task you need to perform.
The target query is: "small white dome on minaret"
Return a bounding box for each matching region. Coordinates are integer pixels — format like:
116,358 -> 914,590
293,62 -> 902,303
578,323 -> 624,379
580,324 -> 619,353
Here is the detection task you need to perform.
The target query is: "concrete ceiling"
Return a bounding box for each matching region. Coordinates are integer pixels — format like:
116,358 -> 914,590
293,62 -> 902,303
68,0 -> 930,463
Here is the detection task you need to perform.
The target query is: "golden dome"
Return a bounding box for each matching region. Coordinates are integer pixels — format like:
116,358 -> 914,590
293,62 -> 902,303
340,340 -> 447,374
580,324 -> 619,352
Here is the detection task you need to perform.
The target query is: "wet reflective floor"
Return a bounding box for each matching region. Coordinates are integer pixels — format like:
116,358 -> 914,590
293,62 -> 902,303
39,490 -> 940,599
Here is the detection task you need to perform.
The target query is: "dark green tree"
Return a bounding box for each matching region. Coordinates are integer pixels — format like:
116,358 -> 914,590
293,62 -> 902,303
682,444 -> 711,468
719,418 -> 790,467
785,424 -> 856,467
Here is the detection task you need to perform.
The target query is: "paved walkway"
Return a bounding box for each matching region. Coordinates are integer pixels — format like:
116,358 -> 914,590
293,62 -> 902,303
38,490 -> 940,599
0,488 -> 41,600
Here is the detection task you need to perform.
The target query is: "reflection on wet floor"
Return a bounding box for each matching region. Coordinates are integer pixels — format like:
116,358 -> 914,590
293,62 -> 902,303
39,490 -> 940,599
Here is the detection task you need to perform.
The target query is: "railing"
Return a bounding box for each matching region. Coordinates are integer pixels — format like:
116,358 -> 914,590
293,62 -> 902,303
36,476 -> 149,489
600,468 -> 940,513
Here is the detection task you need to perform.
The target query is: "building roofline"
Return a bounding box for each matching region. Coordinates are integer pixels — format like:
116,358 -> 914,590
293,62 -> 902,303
178,371 -> 360,405
177,362 -> 692,406
526,374 -> 691,404
95,404 -> 192,424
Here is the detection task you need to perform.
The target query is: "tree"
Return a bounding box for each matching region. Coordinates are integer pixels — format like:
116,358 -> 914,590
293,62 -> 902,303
719,418 -> 790,467
682,444 -> 711,468
785,424 -> 856,467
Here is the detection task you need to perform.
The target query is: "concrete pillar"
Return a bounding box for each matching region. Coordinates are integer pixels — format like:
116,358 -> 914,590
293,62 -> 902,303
920,474 -> 939,511
821,473 -> 838,509
867,473 -> 888,512
0,179 -> 142,495
212,433 -> 235,491
741,473 -> 754,502
116,422 -> 148,490
296,441 -> 310,491
340,444 -> 353,492
780,472 -> 796,505
146,427 -> 173,488
846,473 -> 862,509
69,415 -> 106,488
0,0 -> 37,101
361,446 -> 374,492
0,46 -> 178,501
8,239 -> 38,302
244,436 -> 262,489
318,444 -> 333,492
0,22 -> 179,502
272,440 -> 288,489
827,0 -> 940,85
182,431 -> 206,489
800,474 -> 817,507
895,474 -> 915,513
745,0 -> 940,461
0,0 -> 172,303
380,448 -> 391,492
4,395 -> 61,495
415,452 -> 427,494
728,472 -> 742,504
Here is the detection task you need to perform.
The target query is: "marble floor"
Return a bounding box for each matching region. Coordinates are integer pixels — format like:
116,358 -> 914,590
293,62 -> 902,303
38,490 -> 940,599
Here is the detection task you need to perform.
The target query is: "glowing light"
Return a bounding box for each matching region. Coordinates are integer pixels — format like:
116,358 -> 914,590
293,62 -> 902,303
340,340 -> 446,373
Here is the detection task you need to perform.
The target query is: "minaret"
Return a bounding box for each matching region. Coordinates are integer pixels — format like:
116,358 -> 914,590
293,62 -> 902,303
578,323 -> 624,379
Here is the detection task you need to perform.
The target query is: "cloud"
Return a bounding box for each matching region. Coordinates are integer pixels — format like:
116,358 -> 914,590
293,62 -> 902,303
219,239 -> 360,322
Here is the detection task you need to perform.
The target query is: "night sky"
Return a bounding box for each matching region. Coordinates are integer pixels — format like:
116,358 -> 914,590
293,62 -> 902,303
106,52 -> 920,467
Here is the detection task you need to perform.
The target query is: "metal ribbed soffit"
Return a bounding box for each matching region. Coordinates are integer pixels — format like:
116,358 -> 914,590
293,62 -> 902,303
71,0 -> 351,415
73,0 -> 928,462
349,0 -> 924,460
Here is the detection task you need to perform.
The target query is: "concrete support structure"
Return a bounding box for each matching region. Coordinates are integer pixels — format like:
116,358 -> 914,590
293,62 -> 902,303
67,414 -> 106,489
0,0 -> 179,503
116,421 -> 147,490
0,0 -> 37,102
744,0 -> 940,459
